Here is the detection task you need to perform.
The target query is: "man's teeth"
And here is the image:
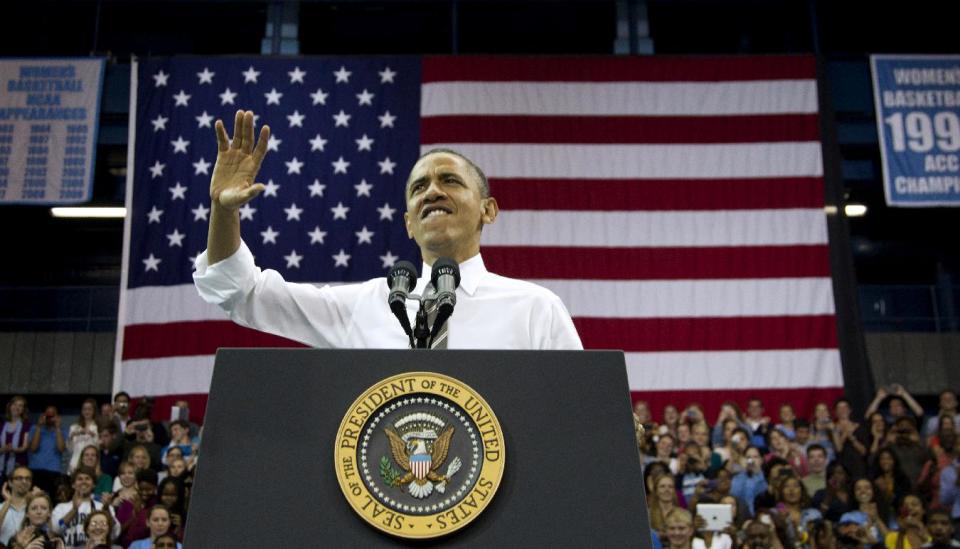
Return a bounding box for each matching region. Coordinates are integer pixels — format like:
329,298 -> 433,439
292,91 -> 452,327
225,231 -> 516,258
425,210 -> 449,218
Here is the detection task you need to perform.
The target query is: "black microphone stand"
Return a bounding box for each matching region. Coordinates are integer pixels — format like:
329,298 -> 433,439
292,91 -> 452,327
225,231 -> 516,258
412,303 -> 431,349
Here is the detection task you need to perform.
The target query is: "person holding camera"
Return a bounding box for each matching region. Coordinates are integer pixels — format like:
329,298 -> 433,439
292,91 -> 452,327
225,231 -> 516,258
731,446 -> 768,517
28,407 -> 67,499
887,416 -> 932,493
8,492 -> 65,549
50,467 -> 119,549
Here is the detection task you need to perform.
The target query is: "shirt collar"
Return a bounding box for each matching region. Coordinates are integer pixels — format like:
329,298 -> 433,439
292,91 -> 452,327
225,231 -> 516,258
418,253 -> 486,297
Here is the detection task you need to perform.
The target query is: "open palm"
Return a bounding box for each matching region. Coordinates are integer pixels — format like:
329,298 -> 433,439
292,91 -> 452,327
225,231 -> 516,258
211,110 -> 270,210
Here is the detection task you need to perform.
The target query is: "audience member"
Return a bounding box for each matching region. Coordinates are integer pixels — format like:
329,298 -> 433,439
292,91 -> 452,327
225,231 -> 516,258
924,508 -> 960,548
155,478 -> 186,541
925,391 -> 960,439
110,462 -> 138,509
851,477 -> 892,543
744,398 -> 772,452
128,505 -> 182,549
731,446 -> 767,517
158,421 -> 193,467
122,430 -> 161,474
649,473 -> 680,536
804,445 -> 830,496
865,384 -> 924,424
885,494 -> 930,549
812,462 -> 853,522
679,443 -> 709,504
68,400 -> 99,473
775,404 -> 798,441
76,445 -> 113,502
116,469 -> 158,547
2,396 -> 31,486
647,433 -> 680,475
767,427 -> 808,477
151,532 -> 179,549
112,394 -> 132,435
9,492 -> 64,549
51,466 -> 118,549
833,398 -> 868,480
711,402 -> 748,447
871,448 -> 912,509
0,466 -> 39,546
28,405 -> 67,497
82,509 -> 120,549
98,423 -> 122,479
937,454 -> 960,528
663,406 -> 681,437
888,416 -> 933,493
663,507 -> 698,549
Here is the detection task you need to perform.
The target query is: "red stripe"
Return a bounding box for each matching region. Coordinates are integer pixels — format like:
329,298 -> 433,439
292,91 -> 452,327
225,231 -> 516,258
122,321 -> 305,360
483,245 -> 831,280
576,316 -> 837,352
423,55 -> 816,82
633,387 -> 845,425
488,177 -> 825,211
421,114 -> 820,145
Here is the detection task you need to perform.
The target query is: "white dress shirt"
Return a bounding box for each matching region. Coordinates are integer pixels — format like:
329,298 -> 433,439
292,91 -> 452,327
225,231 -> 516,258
193,241 -> 583,350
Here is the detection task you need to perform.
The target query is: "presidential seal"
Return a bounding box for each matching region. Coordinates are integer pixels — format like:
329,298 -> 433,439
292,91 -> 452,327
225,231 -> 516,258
335,372 -> 505,539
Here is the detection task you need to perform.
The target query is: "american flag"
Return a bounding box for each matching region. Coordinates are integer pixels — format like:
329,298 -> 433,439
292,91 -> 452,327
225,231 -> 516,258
115,55 -> 844,421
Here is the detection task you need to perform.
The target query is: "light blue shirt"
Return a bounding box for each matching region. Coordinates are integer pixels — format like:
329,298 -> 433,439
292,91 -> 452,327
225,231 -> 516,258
129,538 -> 181,549
939,459 -> 960,519
731,471 -> 768,516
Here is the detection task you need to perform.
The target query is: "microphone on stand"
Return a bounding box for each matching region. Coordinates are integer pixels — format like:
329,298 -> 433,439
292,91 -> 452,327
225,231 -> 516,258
387,261 -> 418,347
428,257 -> 460,344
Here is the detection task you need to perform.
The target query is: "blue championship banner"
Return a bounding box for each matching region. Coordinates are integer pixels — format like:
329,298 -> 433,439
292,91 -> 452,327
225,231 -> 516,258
871,55 -> 960,207
0,58 -> 105,204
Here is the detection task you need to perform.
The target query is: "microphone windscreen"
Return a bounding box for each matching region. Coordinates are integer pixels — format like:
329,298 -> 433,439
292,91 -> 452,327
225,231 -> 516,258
388,260 -> 418,290
430,257 -> 461,288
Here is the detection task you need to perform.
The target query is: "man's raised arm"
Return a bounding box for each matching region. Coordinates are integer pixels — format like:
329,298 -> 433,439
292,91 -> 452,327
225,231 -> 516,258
207,110 -> 270,264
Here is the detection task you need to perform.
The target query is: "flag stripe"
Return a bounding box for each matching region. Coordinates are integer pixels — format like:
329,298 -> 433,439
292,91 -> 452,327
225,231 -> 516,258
624,349 -> 843,390
483,245 -> 831,280
122,320 -> 305,360
486,210 -> 828,247
632,387 -> 846,422
488,178 -> 826,211
534,278 -> 836,318
422,56 -> 817,83
421,114 -> 821,144
576,315 -> 838,352
421,143 -> 823,179
120,356 -> 216,396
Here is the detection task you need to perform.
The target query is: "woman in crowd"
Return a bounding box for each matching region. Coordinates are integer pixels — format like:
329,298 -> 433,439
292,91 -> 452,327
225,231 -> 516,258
677,423 -> 692,453
870,448 -> 911,509
126,446 -> 152,474
766,428 -> 807,477
8,492 -> 64,549
68,399 -> 99,473
110,462 -> 139,508
917,418 -> 956,507
77,445 -> 113,501
710,419 -> 739,466
683,405 -> 707,429
866,412 -> 889,457
811,462 -> 853,522
810,402 -> 836,455
83,509 -> 120,549
649,473 -> 681,536
128,505 -> 182,549
773,474 -> 813,546
690,422 -> 714,471
157,447 -> 184,483
1,396 -> 30,485
647,434 -> 680,475
156,478 -> 187,540
663,405 -> 681,437
692,496 -> 735,549
883,494 -> 930,549
775,404 -> 798,440
852,477 -> 892,543
832,398 -> 868,480
711,402 -> 747,447
117,469 -> 158,546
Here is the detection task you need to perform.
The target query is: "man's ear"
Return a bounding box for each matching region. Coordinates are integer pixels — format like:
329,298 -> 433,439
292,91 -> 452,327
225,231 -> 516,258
404,211 -> 413,239
481,197 -> 499,225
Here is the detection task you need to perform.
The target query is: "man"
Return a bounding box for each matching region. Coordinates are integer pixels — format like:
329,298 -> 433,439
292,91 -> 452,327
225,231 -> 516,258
51,466 -> 119,549
801,444 -> 828,496
731,446 -> 768,516
744,398 -> 771,451
924,509 -> 960,548
97,421 -> 122,478
194,110 -> 582,350
28,405 -> 66,497
0,466 -> 40,545
887,415 -> 930,491
939,454 -> 960,536
677,442 -> 707,503
927,390 -> 960,438
113,392 -> 132,433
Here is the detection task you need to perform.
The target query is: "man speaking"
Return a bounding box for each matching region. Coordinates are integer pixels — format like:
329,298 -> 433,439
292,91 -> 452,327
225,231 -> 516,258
193,110 -> 582,350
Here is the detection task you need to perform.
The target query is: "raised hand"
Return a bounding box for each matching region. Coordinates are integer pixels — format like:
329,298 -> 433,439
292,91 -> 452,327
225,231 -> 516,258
211,110 -> 270,210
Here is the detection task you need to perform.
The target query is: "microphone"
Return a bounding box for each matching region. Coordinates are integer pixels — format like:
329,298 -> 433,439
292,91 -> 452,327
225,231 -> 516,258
387,261 -> 418,342
429,257 -> 460,342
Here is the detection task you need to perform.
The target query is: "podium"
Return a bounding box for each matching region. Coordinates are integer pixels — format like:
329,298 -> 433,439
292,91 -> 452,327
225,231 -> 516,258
185,349 -> 652,547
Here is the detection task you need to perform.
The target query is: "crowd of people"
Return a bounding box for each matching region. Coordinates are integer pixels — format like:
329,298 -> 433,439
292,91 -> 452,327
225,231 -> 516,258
635,385 -> 960,548
0,394 -> 196,549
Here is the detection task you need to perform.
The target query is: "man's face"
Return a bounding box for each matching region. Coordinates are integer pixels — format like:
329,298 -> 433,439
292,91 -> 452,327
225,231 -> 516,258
745,522 -> 772,547
889,398 -> 906,417
747,400 -> 763,419
404,152 -> 496,264
808,449 -> 827,473
170,424 -> 185,441
10,468 -> 32,496
941,392 -> 958,412
73,473 -> 94,497
927,514 -> 954,542
115,395 -> 129,414
745,448 -> 762,471
795,426 -> 810,444
99,429 -> 114,449
835,401 -> 851,420
666,520 -> 692,546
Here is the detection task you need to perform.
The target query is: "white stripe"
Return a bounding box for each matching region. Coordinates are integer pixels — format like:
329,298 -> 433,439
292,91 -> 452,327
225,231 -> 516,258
421,81 -> 818,116
420,143 -> 823,179
485,209 -> 828,247
115,57 -> 139,397
119,355 -> 215,396
625,349 -> 843,390
534,278 -> 836,318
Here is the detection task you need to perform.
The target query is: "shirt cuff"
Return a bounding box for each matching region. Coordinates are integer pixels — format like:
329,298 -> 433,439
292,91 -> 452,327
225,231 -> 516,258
192,241 -> 258,306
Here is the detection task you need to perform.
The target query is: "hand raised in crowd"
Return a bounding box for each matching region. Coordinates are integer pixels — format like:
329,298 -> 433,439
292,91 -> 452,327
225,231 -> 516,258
1,481 -> 11,501
211,110 -> 270,211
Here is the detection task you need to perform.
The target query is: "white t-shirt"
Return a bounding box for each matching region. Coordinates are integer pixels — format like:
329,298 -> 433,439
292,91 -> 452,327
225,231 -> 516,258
693,533 -> 734,549
51,499 -> 119,549
0,501 -> 25,546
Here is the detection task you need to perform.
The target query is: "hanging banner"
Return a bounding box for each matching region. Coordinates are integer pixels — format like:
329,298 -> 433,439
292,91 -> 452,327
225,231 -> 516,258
0,58 -> 105,204
871,55 -> 960,207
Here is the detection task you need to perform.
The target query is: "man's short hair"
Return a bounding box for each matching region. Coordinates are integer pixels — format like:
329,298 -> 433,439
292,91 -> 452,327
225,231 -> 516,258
926,508 -> 952,524
170,419 -> 189,430
416,148 -> 490,198
806,444 -> 827,458
72,466 -> 97,483
136,468 -> 159,485
114,391 -> 130,402
795,419 -> 810,429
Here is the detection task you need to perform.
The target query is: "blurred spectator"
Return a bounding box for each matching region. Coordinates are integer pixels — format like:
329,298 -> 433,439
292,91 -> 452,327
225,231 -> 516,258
155,478 -> 186,541
711,402 -> 748,447
649,473 -> 681,536
938,455 -> 960,529
804,445 -> 830,496
812,462 -> 853,522
851,477 -> 892,543
711,419 -> 740,467
152,532 -> 179,549
731,446 -> 767,516
679,443 -> 709,504
0,465 -> 38,545
773,475 -> 812,545
112,393 -> 132,434
740,516 -> 782,549
635,401 -> 654,429
98,423 -> 122,479
923,508 -> 960,548
811,402 -> 836,450
82,508 -> 120,549
925,391 -> 960,439
9,491 -> 64,549
164,400 -> 200,440
744,398 -> 772,452
158,448 -> 185,483
110,462 -> 138,510
663,406 -> 681,437
776,404 -> 798,441
865,384 -> 924,424
683,405 -> 707,429
29,405 -> 67,497
116,469 -> 158,547
677,424 -> 693,451
76,445 -> 112,502
887,417 -> 932,493
51,466 -> 119,549
866,412 -> 891,457
871,448 -> 912,508
128,505 -> 182,549
68,399 -> 99,473
754,457 -> 791,514
664,507 -> 698,549
2,396 -> 31,485
647,433 -> 680,475
767,427 -> 808,477
807,519 -> 837,549
159,421 -> 193,467
722,428 -> 752,474
835,510 -> 878,547
918,422 -> 956,507
884,494 -> 929,549
833,398 -> 868,480
691,424 -> 715,469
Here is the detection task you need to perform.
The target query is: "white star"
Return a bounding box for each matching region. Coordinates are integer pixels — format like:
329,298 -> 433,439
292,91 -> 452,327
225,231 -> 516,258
146,206 -> 164,223
309,134 -> 327,152
286,110 -> 305,127
308,179 -> 326,197
219,87 -> 237,105
197,67 -> 215,84
330,202 -> 350,220
284,249 -> 303,269
153,70 -> 169,87
148,160 -> 165,179
377,202 -> 397,221
284,202 -> 303,221
195,111 -> 214,128
192,157 -> 211,175
266,134 -> 282,152
151,114 -> 169,132
332,110 -> 351,127
310,87 -> 328,105
143,253 -> 162,272
168,181 -> 187,200
262,179 -> 280,197
264,87 -> 283,105
260,226 -> 279,244
354,179 -> 373,197
170,135 -> 189,154
331,156 -> 350,174
380,250 -> 399,268
173,89 -> 191,107
356,89 -> 375,106
188,251 -> 201,265
288,66 -> 307,83
308,226 -> 327,244
378,110 -> 396,128
378,157 -> 396,174
238,204 -> 256,220
332,249 -> 351,267
355,134 -> 374,151
166,228 -> 186,247
285,157 -> 304,174
191,203 -> 210,221
333,65 -> 351,83
242,65 -> 260,83
355,226 -> 375,244
379,66 -> 397,84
